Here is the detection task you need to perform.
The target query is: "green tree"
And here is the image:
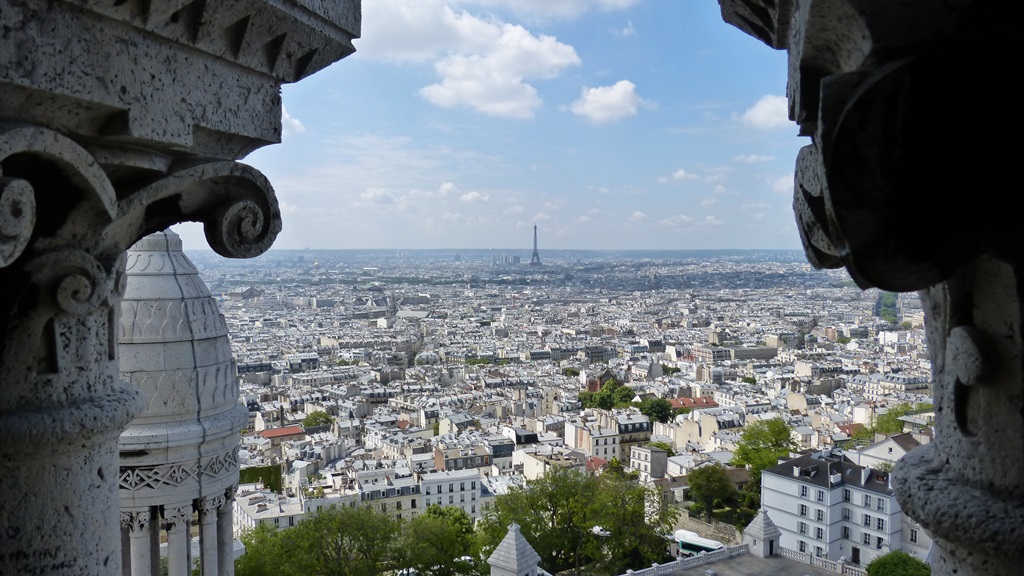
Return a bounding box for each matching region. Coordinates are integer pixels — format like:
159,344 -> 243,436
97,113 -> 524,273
239,505 -> 402,576
866,551 -> 931,576
732,418 -> 797,503
591,473 -> 677,574
400,506 -> 476,576
637,397 -> 673,424
660,364 -> 681,375
850,426 -> 875,447
563,367 -> 580,377
604,457 -> 640,481
686,463 -> 737,521
476,466 -> 675,575
235,523 -> 292,576
303,410 -> 334,428
477,466 -> 598,573
647,441 -> 675,457
875,403 -> 912,435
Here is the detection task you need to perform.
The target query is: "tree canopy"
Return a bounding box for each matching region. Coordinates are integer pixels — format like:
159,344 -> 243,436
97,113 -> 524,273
637,397 -> 673,424
732,418 -> 797,503
866,551 -> 931,576
686,463 -> 737,521
578,379 -> 635,410
476,466 -> 676,574
647,441 -> 675,457
399,506 -> 476,576
303,410 -> 334,428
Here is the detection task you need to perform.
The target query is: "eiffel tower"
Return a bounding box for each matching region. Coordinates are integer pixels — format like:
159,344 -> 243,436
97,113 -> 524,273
530,224 -> 542,266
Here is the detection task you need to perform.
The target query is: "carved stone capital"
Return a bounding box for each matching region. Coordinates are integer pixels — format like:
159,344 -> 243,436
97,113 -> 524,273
198,495 -> 227,517
120,510 -> 151,533
163,505 -> 193,531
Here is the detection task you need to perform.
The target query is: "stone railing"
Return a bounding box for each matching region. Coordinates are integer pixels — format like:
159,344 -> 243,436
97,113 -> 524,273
776,547 -> 867,576
621,544 -> 747,576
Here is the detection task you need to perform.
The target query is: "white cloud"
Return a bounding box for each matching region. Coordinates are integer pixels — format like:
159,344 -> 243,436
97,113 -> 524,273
705,215 -> 724,225
611,20 -> 636,37
658,214 -> 693,227
281,106 -> 306,137
438,182 -> 456,195
532,212 -> 552,221
712,184 -> 728,194
360,188 -> 395,204
701,196 -> 719,206
732,154 -> 775,163
630,211 -> 648,221
460,191 -> 489,202
772,173 -> 794,195
360,1 -> 580,118
569,80 -> 648,123
503,205 -> 525,214
457,0 -> 641,20
421,25 -> 580,118
660,168 -> 698,184
740,95 -> 790,129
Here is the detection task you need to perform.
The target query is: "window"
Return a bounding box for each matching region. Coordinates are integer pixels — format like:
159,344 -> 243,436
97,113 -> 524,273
460,482 -> 465,490
863,514 -> 872,527
863,533 -> 872,545
381,503 -> 386,512
876,536 -> 884,549
799,504 -> 808,517
863,494 -> 872,508
799,541 -> 807,553
842,508 -> 851,521
842,526 -> 850,539
816,509 -> 824,522
471,504 -> 476,514
843,488 -> 851,502
396,501 -> 402,510
800,485 -> 809,498
411,499 -> 417,509
426,487 -> 431,495
876,499 -> 886,512
876,518 -> 885,531
288,516 -> 294,526
910,529 -> 919,544
449,483 -> 454,492
815,546 -> 823,557
799,522 -> 808,535
460,494 -> 465,503
815,527 -> 823,540
817,490 -> 825,503
471,481 -> 476,490
449,495 -> 454,504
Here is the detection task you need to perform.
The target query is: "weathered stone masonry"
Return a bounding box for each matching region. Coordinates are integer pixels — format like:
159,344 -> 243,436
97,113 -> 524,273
0,2 -> 359,575
718,1 -> 1020,574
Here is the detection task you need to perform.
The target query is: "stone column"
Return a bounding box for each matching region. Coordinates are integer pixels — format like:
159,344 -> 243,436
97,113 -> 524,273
198,495 -> 225,576
717,2 -> 1019,574
163,505 -> 193,576
0,2 -> 359,574
218,488 -> 238,576
120,510 -> 153,576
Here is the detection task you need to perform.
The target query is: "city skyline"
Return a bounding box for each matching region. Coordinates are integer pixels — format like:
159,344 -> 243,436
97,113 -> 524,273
175,1 -> 807,251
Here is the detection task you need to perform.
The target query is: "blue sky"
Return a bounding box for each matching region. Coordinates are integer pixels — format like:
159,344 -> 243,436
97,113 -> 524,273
176,0 -> 807,251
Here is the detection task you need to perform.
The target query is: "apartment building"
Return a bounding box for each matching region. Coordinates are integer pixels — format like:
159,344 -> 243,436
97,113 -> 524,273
761,450 -> 929,566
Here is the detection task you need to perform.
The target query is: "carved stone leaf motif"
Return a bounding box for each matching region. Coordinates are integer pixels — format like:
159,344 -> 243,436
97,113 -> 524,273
120,510 -> 151,532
